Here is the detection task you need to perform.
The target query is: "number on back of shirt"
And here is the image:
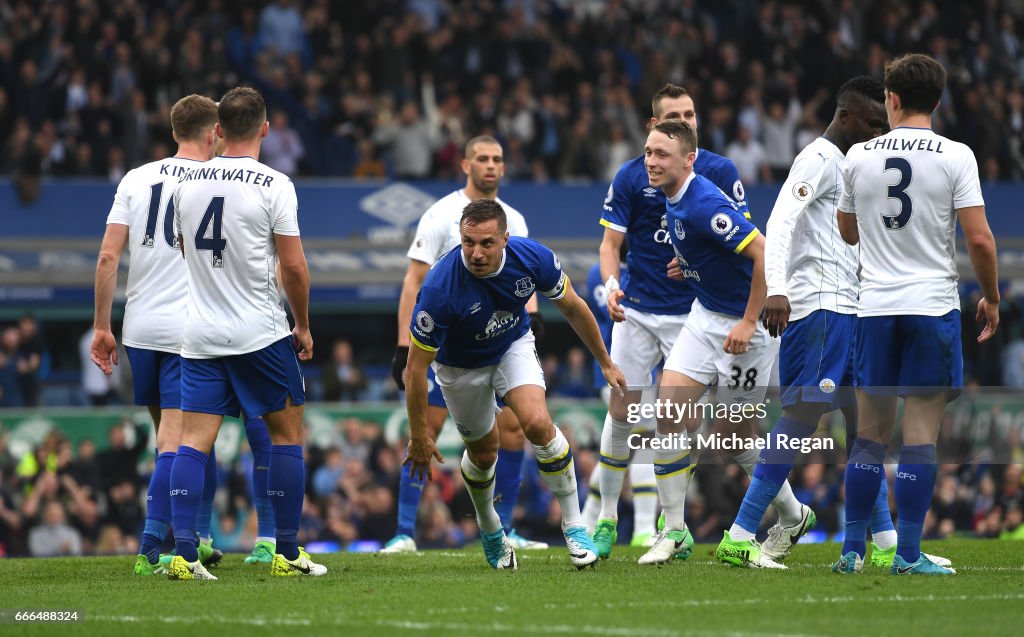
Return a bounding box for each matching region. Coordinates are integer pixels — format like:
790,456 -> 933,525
882,157 -> 913,230
143,182 -> 177,249
195,196 -> 226,268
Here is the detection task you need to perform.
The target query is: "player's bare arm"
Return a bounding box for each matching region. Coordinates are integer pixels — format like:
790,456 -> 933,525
599,227 -> 627,322
91,223 -> 129,375
958,205 -> 1000,342
724,232 -> 767,354
403,342 -> 444,480
837,209 -> 859,245
551,277 -> 627,396
274,233 -> 313,360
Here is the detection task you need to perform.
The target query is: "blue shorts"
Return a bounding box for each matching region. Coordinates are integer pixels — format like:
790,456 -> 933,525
181,336 -> 306,418
426,365 -> 506,409
779,310 -> 856,411
855,310 -> 963,398
124,347 -> 181,409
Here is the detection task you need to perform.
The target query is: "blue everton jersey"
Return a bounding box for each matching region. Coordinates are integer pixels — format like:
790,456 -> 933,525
666,172 -> 759,317
600,148 -> 748,316
411,236 -> 568,368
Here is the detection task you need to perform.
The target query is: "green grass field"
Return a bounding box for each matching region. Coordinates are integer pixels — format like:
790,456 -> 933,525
1,540 -> 1022,637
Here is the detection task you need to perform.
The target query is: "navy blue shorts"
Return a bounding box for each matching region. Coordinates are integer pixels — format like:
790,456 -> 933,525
181,336 -> 306,418
125,347 -> 181,409
426,365 -> 506,409
855,310 -> 963,398
779,310 -> 856,411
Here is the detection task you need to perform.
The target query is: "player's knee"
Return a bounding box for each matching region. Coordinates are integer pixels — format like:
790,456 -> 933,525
467,445 -> 498,470
519,413 -> 554,445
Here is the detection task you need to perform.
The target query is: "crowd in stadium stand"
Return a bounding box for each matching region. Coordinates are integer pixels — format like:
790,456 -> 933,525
2,1 -> 1024,185
2,0 -> 1024,556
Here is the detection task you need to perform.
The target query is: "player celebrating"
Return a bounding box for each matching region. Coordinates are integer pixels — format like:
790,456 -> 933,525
90,94 -> 221,576
403,200 -> 627,570
833,54 -> 998,575
637,119 -> 781,566
166,87 -> 324,580
385,136 -> 546,553
593,84 -> 754,556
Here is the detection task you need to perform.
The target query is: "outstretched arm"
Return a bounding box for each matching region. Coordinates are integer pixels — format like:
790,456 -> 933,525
551,277 -> 627,396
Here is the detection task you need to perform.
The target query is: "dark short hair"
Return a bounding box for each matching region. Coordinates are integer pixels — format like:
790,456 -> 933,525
837,75 -> 885,107
884,54 -> 946,115
465,135 -> 501,159
652,119 -> 698,154
461,199 -> 507,234
217,86 -> 266,140
652,83 -> 689,118
170,94 -> 218,142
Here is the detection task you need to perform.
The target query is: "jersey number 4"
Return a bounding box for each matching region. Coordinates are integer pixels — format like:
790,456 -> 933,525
195,196 -> 226,268
882,157 -> 913,230
143,182 -> 178,249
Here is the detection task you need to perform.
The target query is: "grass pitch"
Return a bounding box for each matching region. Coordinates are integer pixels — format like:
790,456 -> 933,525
1,540 -> 1022,637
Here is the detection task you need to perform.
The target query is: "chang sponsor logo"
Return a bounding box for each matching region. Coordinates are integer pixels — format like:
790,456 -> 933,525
476,311 -> 520,340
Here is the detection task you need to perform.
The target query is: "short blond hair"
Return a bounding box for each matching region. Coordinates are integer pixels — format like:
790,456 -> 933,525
170,94 -> 218,142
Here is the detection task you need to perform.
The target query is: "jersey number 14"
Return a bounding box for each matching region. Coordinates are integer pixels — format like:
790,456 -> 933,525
195,196 -> 226,268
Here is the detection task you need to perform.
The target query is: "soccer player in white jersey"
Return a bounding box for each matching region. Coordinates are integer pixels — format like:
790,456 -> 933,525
384,136 -> 546,553
165,86 -> 324,580
403,199 -> 627,570
834,54 -> 998,575
90,94 -> 219,576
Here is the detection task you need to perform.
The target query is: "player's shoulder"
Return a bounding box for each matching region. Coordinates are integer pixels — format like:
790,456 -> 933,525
420,189 -> 466,222
798,137 -> 841,163
612,155 -> 647,187
495,196 -> 526,224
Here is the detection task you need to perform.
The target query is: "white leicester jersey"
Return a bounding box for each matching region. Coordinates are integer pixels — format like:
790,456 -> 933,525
406,189 -> 528,265
840,127 -> 984,317
765,137 -> 858,321
106,157 -> 203,353
173,156 -> 299,358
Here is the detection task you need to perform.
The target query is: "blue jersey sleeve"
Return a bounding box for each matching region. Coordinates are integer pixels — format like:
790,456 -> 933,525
409,285 -> 451,352
695,199 -> 760,255
533,243 -> 569,300
599,163 -> 634,233
716,159 -> 750,218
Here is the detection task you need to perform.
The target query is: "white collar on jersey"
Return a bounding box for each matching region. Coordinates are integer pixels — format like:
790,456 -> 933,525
666,171 -> 697,204
461,246 -> 507,278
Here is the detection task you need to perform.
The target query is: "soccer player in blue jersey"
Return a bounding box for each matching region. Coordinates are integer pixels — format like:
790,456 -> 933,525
593,83 -> 775,557
403,199 -> 628,570
637,119 -> 784,566
384,136 -> 545,553
833,54 -> 998,575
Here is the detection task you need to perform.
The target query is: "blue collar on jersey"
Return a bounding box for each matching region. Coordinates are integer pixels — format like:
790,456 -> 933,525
666,171 -> 697,204
460,247 -> 507,278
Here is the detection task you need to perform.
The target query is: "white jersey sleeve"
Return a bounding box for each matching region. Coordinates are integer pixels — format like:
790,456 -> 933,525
766,138 -> 858,319
765,145 -> 832,298
111,158 -> 199,353
406,204 -> 451,264
272,180 -> 300,236
952,148 -> 984,209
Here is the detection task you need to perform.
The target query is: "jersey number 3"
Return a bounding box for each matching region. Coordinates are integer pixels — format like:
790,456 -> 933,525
882,157 -> 913,230
195,196 -> 226,268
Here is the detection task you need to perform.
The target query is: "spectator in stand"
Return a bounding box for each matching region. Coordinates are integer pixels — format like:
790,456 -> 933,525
725,125 -> 770,185
95,422 -> 148,492
0,327 -> 21,407
16,316 -> 45,407
28,500 -> 83,557
262,110 -> 305,176
321,340 -> 366,402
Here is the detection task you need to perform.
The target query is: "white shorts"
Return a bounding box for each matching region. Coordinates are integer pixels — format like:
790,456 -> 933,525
663,299 -> 779,404
610,308 -> 689,387
433,331 -> 544,442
